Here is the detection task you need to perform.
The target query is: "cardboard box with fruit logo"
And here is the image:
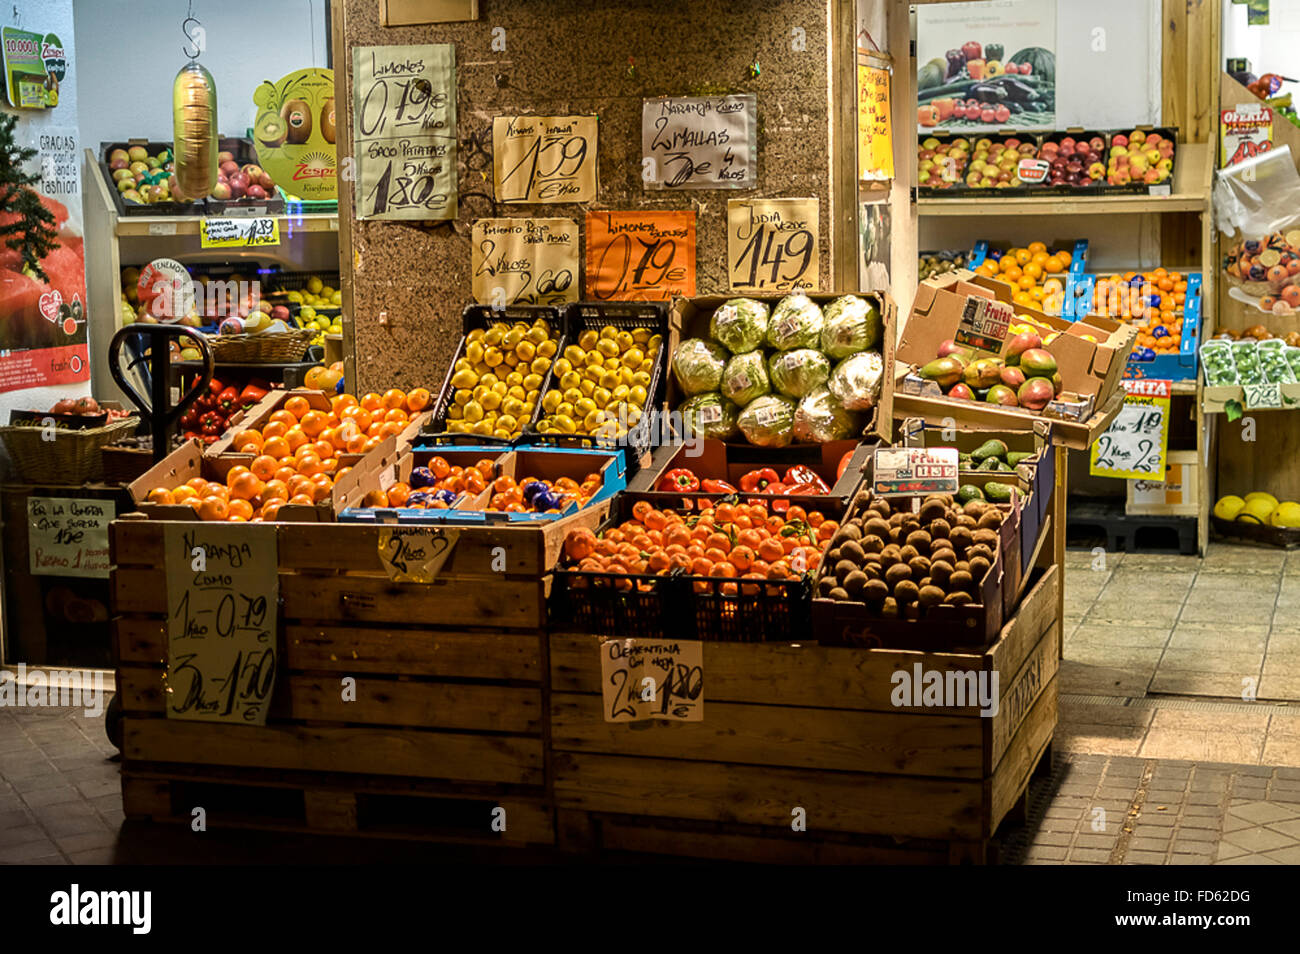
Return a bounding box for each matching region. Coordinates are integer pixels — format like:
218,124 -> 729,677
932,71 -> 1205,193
665,292 -> 896,452
894,271 -> 1137,448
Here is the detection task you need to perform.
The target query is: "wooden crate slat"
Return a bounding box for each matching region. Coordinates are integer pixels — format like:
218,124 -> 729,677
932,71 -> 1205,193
988,624 -> 1060,771
986,566 -> 1059,680
114,617 -> 166,664
111,520 -> 164,567
279,522 -> 547,578
123,718 -> 543,786
112,568 -> 166,614
551,693 -> 984,778
987,674 -> 1058,834
284,625 -> 541,681
280,573 -> 543,629
553,751 -> 985,840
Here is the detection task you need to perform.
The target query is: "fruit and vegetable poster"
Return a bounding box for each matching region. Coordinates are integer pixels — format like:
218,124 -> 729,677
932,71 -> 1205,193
163,523 -> 278,725
726,198 -> 819,294
1089,378 -> 1170,480
641,94 -> 757,190
252,68 -> 337,202
916,0 -> 1055,132
27,496 -> 113,579
1,27 -> 66,109
471,217 -> 579,307
585,210 -> 696,301
351,43 -> 456,220
0,120 -> 88,394
493,115 -> 598,203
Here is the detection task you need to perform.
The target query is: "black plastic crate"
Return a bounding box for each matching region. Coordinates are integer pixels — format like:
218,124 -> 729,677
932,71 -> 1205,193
421,304 -> 565,447
686,574 -> 811,642
549,569 -> 686,639
525,301 -> 669,473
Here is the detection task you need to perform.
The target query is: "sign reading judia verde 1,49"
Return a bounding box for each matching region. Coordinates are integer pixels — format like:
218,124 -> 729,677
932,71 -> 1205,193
351,44 -> 457,220
252,68 -> 337,201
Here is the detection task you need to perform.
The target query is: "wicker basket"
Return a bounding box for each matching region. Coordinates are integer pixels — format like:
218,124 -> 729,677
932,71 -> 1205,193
0,417 -> 139,484
204,329 -> 313,363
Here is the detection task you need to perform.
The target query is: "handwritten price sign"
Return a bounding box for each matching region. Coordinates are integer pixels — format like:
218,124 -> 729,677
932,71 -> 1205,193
352,43 -> 456,220
493,115 -> 597,203
163,523 -> 278,725
858,58 -> 894,180
1089,379 -> 1171,479
955,296 -> 1014,355
199,217 -> 280,248
585,210 -> 696,301
727,197 -> 819,293
641,94 -> 756,190
471,217 -> 579,306
600,637 -> 704,723
377,526 -> 459,582
27,496 -> 114,579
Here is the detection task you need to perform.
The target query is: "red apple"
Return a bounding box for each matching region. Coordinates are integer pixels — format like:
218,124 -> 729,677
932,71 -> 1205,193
217,150 -> 235,164
246,184 -> 268,200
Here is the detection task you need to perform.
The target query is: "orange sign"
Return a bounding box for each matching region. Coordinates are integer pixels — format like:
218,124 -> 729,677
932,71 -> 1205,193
585,210 -> 696,302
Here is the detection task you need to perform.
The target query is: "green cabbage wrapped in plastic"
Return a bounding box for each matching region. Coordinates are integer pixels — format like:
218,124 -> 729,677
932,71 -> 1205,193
768,348 -> 830,398
671,338 -> 728,395
820,295 -> 882,359
793,386 -> 860,444
827,352 -> 884,411
738,394 -> 797,448
710,298 -> 770,354
766,293 -> 825,351
721,350 -> 770,406
677,392 -> 739,441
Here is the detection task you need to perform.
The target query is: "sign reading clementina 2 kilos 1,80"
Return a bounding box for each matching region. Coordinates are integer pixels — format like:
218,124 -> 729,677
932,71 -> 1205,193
252,67 -> 337,202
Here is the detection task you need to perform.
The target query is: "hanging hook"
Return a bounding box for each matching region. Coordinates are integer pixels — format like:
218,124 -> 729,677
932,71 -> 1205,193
182,16 -> 203,60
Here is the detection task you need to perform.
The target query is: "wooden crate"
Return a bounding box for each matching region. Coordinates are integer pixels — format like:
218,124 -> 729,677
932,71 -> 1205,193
547,564 -> 1060,864
108,513 -> 615,847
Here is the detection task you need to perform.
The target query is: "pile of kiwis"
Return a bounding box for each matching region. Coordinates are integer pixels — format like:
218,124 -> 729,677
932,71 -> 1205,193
816,489 -> 1004,620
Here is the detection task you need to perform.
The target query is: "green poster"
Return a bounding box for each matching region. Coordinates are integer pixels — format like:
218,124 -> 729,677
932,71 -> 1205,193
1248,0 -> 1270,25
1,28 -> 67,109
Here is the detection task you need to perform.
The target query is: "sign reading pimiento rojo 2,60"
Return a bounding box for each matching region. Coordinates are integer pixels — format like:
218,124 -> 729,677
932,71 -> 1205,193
351,43 -> 456,220
585,210 -> 696,301
471,217 -> 579,306
726,197 -> 819,293
163,523 -> 278,725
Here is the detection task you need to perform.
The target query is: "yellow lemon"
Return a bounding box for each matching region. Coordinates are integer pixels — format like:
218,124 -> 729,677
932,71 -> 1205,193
1272,501 -> 1300,528
463,401 -> 485,423
1237,497 -> 1274,524
1213,495 -> 1245,521
1245,492 -> 1279,512
578,330 -> 599,351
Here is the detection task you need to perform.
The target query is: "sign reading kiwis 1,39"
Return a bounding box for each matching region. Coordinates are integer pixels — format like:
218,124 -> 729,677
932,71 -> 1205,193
252,68 -> 337,202
351,44 -> 456,220
641,94 -> 757,190
493,115 -> 598,203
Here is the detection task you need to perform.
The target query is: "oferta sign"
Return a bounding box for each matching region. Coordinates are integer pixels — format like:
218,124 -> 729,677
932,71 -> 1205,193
2,27 -> 68,109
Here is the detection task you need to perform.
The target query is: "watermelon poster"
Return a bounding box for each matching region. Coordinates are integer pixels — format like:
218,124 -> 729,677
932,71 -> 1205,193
0,115 -> 88,394
916,0 -> 1056,132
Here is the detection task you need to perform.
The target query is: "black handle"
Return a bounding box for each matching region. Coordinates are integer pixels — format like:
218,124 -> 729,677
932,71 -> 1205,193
108,324 -> 214,462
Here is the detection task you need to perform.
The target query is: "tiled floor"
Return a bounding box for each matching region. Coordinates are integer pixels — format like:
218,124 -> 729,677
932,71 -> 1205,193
2,541 -> 1300,864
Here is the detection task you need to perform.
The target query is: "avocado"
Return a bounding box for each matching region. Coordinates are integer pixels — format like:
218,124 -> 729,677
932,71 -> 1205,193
956,484 -> 986,504
958,452 -> 974,468
984,481 -> 1014,503
971,438 -> 1008,462
978,456 -> 1002,472
995,459 -> 1013,471
1006,451 -> 1033,466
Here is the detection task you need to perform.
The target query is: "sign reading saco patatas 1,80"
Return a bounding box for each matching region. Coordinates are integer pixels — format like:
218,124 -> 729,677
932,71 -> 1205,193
642,94 -> 756,190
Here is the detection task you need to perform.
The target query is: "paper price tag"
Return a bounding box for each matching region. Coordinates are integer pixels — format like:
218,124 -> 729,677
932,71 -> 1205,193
1017,158 -> 1050,184
600,638 -> 704,723
27,496 -> 114,579
955,296 -> 1013,355
377,526 -> 459,582
163,523 -> 278,725
642,94 -> 756,190
471,217 -> 579,306
1089,379 -> 1171,479
873,447 -> 959,495
857,60 -> 894,181
585,210 -> 696,301
200,217 -> 280,248
494,115 -> 597,203
1243,382 -> 1283,410
727,197 -> 819,293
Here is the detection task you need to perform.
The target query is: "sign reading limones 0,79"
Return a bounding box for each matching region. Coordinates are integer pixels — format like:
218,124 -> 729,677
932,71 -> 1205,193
585,210 -> 696,301
352,43 -> 457,220
163,523 -> 278,725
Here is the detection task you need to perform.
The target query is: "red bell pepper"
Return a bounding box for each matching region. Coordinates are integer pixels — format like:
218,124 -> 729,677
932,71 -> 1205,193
837,450 -> 855,481
239,381 -> 270,406
199,411 -> 225,436
783,465 -> 829,494
738,467 -> 781,493
217,386 -> 240,413
701,478 -> 737,494
657,468 -> 700,493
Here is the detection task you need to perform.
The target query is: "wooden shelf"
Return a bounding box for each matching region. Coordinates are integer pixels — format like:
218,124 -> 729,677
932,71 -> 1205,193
116,213 -> 338,238
918,143 -> 1212,217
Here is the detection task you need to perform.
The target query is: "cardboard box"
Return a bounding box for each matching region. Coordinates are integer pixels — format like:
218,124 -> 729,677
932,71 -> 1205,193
895,270 -> 1135,448
1126,450 -> 1200,516
666,292 -> 896,445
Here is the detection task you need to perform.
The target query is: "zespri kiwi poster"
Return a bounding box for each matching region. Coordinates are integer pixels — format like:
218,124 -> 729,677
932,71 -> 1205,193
916,0 -> 1056,133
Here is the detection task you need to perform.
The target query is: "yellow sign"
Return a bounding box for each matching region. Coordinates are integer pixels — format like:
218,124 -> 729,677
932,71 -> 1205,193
858,59 -> 894,181
377,526 -> 460,582
252,67 -> 337,202
493,115 -> 597,203
585,210 -> 695,302
471,217 -> 579,306
199,217 -> 280,248
1090,379 -> 1171,479
726,197 -> 819,293
600,637 -> 704,723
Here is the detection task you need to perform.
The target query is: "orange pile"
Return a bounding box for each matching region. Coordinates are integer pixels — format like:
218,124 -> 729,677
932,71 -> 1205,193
147,387 -> 431,522
974,242 -> 1074,314
1087,268 -> 1189,354
561,499 -> 836,595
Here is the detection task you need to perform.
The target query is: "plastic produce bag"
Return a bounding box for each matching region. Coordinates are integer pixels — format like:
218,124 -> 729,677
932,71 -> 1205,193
768,348 -> 830,398
1215,146 -> 1300,316
827,351 -> 884,411
737,394 -> 796,447
710,298 -> 770,354
672,338 -> 728,395
766,294 -> 825,350
721,350 -> 770,406
1258,339 -> 1297,383
793,387 -> 860,443
1230,340 -> 1265,385
677,392 -> 739,440
820,295 -> 882,359
1200,341 -> 1238,386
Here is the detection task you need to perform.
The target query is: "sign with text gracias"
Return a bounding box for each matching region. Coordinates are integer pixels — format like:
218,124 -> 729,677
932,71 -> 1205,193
642,94 -> 757,190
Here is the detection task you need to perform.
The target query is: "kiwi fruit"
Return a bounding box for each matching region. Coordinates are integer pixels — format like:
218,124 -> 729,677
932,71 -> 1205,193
918,584 -> 945,608
863,578 -> 890,603
888,526 -> 903,544
829,587 -> 850,601
885,563 -> 913,587
843,570 -> 869,596
865,517 -> 891,539
905,529 -> 932,554
863,561 -> 884,580
929,559 -> 952,588
949,569 -> 973,592
869,499 -> 891,518
955,514 -> 978,529
860,534 -> 885,554
881,597 -> 899,618
907,555 -> 931,578
968,555 -> 991,581
841,540 -> 866,563
899,544 -> 920,563
835,559 -> 859,580
919,499 -> 947,524
963,500 -> 987,518
928,518 -> 952,540
930,546 -> 956,567
816,577 -> 837,596
972,527 -> 998,547
852,489 -> 871,509
894,579 -> 920,605
879,545 -> 902,569
943,592 -> 972,605
888,512 -> 906,528
826,547 -> 843,564
967,543 -> 995,563
954,560 -> 970,574
904,602 -> 923,621
840,523 -> 863,542
977,510 -> 1004,531
949,526 -> 974,552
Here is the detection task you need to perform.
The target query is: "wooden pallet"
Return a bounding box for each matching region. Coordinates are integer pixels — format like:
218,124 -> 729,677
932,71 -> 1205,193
548,565 -> 1060,864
